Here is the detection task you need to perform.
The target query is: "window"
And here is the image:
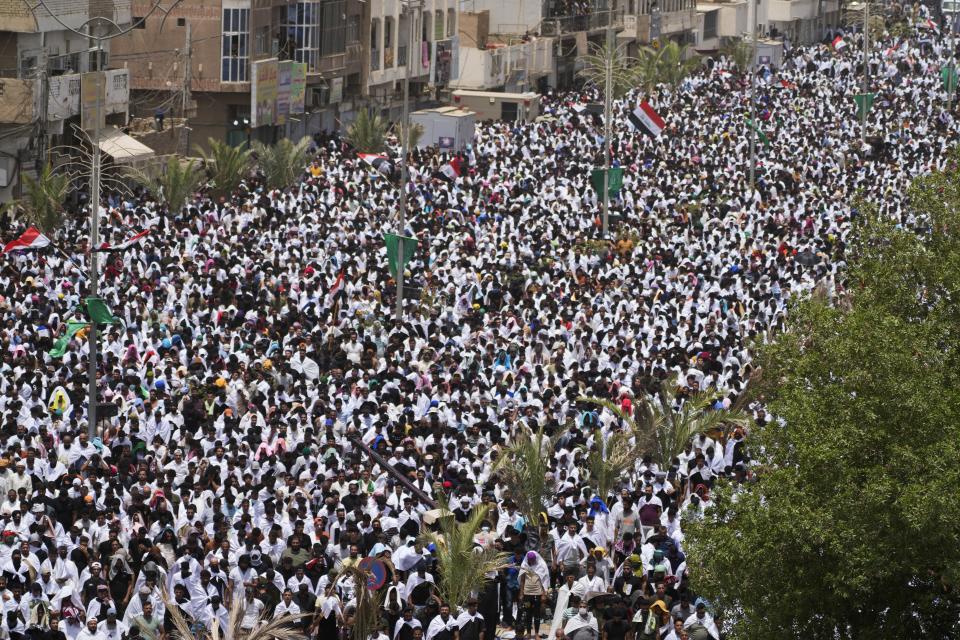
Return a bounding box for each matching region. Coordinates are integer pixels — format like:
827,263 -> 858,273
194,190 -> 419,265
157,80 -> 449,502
384,16 -> 394,68
255,25 -> 269,55
177,17 -> 186,27
133,16 -> 146,28
221,7 -> 250,82
703,11 -> 717,39
321,0 -> 346,56
423,12 -> 431,41
283,2 -> 320,72
347,14 -> 360,43
447,9 -> 455,37
434,11 -> 443,41
370,18 -> 380,71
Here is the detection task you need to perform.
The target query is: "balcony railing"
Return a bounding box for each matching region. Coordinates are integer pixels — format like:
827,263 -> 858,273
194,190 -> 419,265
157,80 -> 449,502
371,50 -> 381,71
539,8 -> 624,35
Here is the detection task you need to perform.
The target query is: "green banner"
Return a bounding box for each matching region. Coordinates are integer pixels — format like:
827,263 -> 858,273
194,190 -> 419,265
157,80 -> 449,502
85,297 -> 120,325
49,320 -> 89,358
853,92 -> 875,120
746,119 -> 770,148
590,167 -> 624,197
942,65 -> 958,93
384,234 -> 418,278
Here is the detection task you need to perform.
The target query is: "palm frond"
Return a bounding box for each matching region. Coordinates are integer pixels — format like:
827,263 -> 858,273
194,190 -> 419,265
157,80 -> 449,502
336,565 -> 381,640
492,425 -> 564,525
420,506 -> 510,610
253,136 -> 313,191
21,164 -> 69,234
127,156 -> 202,215
577,40 -> 640,100
345,109 -> 389,154
196,138 -> 252,199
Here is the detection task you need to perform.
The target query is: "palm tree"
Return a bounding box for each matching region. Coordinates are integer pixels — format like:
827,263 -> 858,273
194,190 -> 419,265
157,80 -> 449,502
493,425 -> 563,526
344,109 -> 389,154
252,136 -> 313,191
197,138 -> 252,199
720,38 -> 753,75
21,164 -> 69,234
636,40 -> 702,94
420,506 -> 510,611
163,592 -> 303,640
335,566 -> 382,640
581,427 -> 636,502
127,155 -> 203,216
580,383 -> 752,470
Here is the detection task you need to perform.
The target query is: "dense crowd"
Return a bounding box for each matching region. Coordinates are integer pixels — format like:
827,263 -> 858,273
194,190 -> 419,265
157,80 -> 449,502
0,5 -> 956,640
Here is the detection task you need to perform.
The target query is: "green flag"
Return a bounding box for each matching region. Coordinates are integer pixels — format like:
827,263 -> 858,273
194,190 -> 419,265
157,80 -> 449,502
942,65 -> 958,93
853,93 -> 875,120
590,167 -> 624,197
84,297 -> 120,325
49,320 -> 89,358
746,119 -> 769,148
384,234 -> 418,278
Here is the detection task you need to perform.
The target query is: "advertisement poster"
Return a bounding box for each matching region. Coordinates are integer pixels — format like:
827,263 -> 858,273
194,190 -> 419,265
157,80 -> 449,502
276,60 -> 291,126
290,62 -> 307,114
81,71 -> 105,131
251,58 -> 278,127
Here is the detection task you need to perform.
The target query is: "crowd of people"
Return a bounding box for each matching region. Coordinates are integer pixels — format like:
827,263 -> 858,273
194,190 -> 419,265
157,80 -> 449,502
0,4 -> 956,640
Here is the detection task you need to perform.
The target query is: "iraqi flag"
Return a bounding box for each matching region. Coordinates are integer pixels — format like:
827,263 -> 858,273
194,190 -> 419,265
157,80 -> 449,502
327,271 -> 345,305
832,35 -> 847,50
3,227 -> 50,254
439,157 -> 463,182
627,101 -> 665,138
95,229 -> 149,252
358,153 -> 394,178
926,18 -> 940,32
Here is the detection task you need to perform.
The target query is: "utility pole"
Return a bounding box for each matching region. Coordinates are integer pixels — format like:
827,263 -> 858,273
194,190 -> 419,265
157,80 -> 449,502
397,0 -> 420,322
861,0 -> 869,146
36,34 -> 49,171
182,22 -> 192,153
601,25 -> 613,238
748,0 -> 758,191
949,10 -> 956,112
87,30 -> 103,439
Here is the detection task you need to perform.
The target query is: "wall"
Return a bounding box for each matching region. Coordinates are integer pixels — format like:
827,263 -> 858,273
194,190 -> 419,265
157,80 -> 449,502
468,0 -> 541,35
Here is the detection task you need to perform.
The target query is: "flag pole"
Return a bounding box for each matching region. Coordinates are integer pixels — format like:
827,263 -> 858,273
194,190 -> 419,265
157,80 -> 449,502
87,33 -> 102,439
396,0 -> 420,322
602,26 -> 613,239
862,0 -> 869,146
748,0 -> 758,192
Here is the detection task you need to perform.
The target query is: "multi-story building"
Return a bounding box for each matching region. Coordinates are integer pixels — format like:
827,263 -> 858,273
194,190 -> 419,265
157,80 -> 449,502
620,0 -> 698,50
452,0 -> 623,92
0,0 -> 134,203
112,0 -> 367,150
367,0 -> 459,120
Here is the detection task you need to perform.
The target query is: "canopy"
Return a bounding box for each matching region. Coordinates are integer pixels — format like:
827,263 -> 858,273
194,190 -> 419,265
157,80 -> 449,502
97,126 -> 154,164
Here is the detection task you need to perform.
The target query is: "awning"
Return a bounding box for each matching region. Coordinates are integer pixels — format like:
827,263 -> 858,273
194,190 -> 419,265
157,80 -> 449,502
97,126 -> 155,163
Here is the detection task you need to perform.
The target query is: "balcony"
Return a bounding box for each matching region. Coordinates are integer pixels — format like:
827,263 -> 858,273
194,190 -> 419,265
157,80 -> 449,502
371,50 -> 381,71
540,8 -> 624,36
398,45 -> 408,67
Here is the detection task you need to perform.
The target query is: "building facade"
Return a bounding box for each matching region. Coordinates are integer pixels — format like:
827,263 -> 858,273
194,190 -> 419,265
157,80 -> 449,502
0,0 -> 133,203
112,0 -> 367,150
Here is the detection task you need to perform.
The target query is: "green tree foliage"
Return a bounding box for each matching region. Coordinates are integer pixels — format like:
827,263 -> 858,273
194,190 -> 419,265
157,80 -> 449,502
581,388 -> 750,470
127,156 -> 202,215
684,154 -> 960,639
420,506 -> 509,610
253,136 -> 313,191
345,109 -> 389,154
637,41 -> 702,93
493,426 -> 563,526
577,40 -> 641,100
21,164 -> 69,234
197,138 -> 252,199
721,37 -> 753,75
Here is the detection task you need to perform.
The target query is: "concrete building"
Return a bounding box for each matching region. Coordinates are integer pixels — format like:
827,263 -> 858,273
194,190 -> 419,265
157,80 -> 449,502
695,0 -> 840,51
620,0 -> 698,50
452,0 -> 623,92
111,0 -> 367,150
0,0 -> 133,202
367,0 -> 459,120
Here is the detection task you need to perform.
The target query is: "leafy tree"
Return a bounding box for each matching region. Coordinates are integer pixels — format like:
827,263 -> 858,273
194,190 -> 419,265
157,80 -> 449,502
21,164 -> 69,234
684,155 -> 960,639
636,41 -> 701,93
493,425 -> 563,526
127,155 -> 202,216
345,109 -> 388,154
197,138 -> 252,199
420,505 -> 509,610
253,136 -> 313,191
